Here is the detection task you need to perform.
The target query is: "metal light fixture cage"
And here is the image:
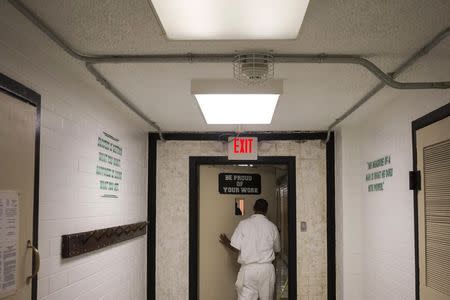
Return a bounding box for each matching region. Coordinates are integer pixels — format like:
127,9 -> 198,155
233,53 -> 274,85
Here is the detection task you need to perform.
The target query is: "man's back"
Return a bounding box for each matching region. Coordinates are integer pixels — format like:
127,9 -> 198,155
230,214 -> 280,265
220,199 -> 280,300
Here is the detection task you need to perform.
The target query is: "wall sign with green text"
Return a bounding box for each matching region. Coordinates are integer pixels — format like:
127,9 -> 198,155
96,132 -> 122,198
365,155 -> 393,192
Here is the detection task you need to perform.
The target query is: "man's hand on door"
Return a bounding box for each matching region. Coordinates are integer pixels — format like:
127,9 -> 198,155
219,233 -> 239,253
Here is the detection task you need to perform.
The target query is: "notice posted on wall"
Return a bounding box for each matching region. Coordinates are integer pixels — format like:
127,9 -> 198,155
0,191 -> 18,298
97,132 -> 122,198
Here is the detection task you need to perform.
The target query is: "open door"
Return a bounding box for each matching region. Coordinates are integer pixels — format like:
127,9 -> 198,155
1,75 -> 40,300
416,115 -> 450,300
194,160 -> 296,300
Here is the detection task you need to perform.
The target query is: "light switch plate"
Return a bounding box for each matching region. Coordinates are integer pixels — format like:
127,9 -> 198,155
301,221 -> 307,232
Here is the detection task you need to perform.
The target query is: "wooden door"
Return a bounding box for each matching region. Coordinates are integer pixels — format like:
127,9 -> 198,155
0,90 -> 38,300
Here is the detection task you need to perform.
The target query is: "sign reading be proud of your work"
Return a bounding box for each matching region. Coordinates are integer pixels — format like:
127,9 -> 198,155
219,173 -> 261,195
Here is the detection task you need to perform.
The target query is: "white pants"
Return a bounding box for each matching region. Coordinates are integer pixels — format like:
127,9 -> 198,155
235,263 -> 275,300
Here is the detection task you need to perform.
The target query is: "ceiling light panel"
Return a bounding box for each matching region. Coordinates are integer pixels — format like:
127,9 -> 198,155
151,0 -> 310,40
195,94 -> 279,124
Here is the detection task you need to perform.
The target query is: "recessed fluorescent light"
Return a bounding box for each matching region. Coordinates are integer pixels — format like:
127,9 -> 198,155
195,94 -> 279,124
150,0 -> 310,40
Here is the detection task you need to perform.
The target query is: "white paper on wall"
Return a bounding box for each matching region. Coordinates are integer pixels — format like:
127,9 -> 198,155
0,191 -> 18,299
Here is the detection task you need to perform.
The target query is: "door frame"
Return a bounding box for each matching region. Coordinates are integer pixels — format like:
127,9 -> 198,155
0,73 -> 41,300
190,156 -> 296,299
411,102 -> 450,300
147,132 -> 336,300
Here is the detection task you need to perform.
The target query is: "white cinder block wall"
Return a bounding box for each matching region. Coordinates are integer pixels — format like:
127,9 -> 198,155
336,93 -> 449,299
1,3 -> 150,299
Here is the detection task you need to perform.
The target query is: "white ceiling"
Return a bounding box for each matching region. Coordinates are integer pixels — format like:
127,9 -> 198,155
9,0 -> 450,131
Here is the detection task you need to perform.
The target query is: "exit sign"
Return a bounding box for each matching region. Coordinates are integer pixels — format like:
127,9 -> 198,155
228,137 -> 258,160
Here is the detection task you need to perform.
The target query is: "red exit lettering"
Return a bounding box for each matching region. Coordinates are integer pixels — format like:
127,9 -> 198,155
233,138 -> 254,154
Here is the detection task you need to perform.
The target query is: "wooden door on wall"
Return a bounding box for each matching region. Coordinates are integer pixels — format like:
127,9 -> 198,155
198,165 -> 242,300
0,90 -> 38,299
416,116 -> 450,300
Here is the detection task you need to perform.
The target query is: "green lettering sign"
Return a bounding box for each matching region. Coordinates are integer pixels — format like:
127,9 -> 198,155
366,155 -> 393,192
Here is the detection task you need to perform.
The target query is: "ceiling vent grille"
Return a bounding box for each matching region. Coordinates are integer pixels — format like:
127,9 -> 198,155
233,53 -> 274,85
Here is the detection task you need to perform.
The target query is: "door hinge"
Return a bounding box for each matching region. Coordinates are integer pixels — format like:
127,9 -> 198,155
409,170 -> 421,191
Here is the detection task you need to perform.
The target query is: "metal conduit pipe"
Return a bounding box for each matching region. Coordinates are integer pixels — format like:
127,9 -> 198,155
8,0 -> 96,62
324,26 -> 450,143
85,63 -> 164,140
275,54 -> 450,89
87,54 -> 449,89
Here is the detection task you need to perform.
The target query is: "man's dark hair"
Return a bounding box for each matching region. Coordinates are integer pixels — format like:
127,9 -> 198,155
253,198 -> 268,214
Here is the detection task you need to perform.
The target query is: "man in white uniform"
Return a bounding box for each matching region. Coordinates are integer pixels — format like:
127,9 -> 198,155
219,198 -> 281,300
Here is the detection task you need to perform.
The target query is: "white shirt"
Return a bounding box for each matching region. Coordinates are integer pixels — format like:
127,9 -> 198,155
230,214 -> 281,265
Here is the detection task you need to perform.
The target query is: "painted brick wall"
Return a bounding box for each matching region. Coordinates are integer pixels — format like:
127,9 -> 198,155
1,3 -> 150,299
336,96 -> 449,299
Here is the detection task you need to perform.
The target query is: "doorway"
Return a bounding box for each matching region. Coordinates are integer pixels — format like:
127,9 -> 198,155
412,103 -> 450,300
0,73 -> 41,300
189,156 -> 297,300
